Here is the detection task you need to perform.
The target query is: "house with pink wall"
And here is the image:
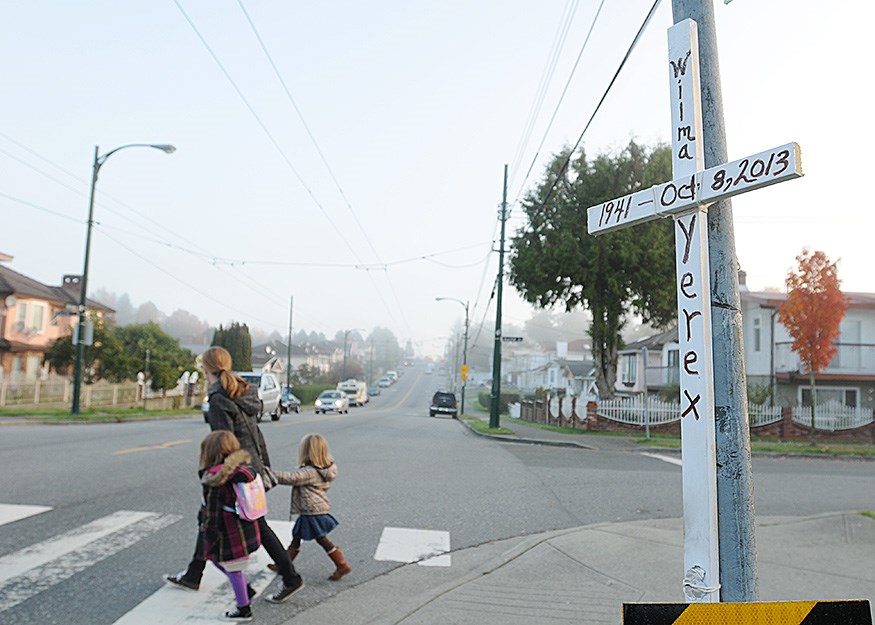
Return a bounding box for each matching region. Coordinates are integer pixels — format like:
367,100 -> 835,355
0,253 -> 113,382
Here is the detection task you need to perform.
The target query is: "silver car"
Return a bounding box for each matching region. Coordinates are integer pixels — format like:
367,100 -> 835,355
201,371 -> 281,422
237,371 -> 282,422
314,390 -> 349,414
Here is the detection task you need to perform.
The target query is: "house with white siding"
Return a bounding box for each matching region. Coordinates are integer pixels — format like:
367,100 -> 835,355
615,274 -> 875,410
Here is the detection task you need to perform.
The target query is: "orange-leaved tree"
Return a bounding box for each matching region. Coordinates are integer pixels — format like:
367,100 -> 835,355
777,249 -> 848,434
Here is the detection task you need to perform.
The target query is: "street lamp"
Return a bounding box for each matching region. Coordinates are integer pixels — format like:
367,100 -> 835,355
71,143 -> 176,415
435,297 -> 469,415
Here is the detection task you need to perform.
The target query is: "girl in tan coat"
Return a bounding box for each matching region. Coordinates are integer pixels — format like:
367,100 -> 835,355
270,433 -> 351,581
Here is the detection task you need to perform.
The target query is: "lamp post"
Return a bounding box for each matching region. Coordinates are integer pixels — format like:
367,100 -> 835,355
435,297 -> 469,415
71,143 -> 175,415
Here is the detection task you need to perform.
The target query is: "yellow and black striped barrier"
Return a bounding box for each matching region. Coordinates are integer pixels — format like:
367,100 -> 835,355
623,600 -> 872,624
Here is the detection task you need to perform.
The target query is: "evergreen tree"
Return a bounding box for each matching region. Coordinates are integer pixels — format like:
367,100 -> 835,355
212,322 -> 252,371
509,141 -> 676,398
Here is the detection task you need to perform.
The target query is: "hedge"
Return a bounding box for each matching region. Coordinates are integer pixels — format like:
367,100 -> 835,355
477,389 -> 522,414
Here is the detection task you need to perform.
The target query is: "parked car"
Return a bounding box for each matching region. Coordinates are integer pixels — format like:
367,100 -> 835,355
378,377 -> 391,388
280,387 -> 302,414
201,371 -> 282,422
315,390 -> 349,414
429,391 -> 458,417
367,385 -> 381,397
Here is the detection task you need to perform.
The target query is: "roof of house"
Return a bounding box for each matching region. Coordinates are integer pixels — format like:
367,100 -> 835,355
252,340 -> 309,366
741,289 -> 875,309
553,359 -> 594,378
622,326 -> 679,352
0,265 -> 113,312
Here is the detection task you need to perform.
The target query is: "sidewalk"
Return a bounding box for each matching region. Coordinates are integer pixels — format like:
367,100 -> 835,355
281,418 -> 874,625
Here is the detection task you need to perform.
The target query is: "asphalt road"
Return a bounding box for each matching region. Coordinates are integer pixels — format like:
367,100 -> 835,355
1,365 -> 872,624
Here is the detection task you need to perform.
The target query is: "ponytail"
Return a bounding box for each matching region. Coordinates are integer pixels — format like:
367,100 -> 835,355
220,370 -> 249,399
203,346 -> 249,399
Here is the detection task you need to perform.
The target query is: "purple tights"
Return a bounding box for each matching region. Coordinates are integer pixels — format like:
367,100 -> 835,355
214,564 -> 250,607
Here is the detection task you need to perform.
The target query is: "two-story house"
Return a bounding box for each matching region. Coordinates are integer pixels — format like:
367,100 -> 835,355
614,275 -> 875,410
252,340 -> 311,378
741,288 -> 875,410
0,255 -> 113,382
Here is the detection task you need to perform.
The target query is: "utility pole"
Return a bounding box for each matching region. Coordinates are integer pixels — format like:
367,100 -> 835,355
671,0 -> 757,602
489,164 -> 509,429
286,296 -> 294,390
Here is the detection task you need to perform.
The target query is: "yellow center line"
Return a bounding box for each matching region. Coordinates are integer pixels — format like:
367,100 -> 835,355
113,439 -> 192,455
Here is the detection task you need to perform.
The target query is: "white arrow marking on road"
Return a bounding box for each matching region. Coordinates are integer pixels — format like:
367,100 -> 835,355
0,504 -> 51,527
0,510 -> 181,613
641,452 -> 683,467
374,527 -> 451,567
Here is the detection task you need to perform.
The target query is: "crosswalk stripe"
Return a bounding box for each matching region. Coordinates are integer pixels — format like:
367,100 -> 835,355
113,520 -> 294,625
374,527 -> 451,567
0,504 -> 52,527
0,510 -> 181,613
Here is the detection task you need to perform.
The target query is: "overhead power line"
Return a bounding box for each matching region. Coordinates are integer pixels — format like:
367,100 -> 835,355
511,0 -> 607,205
508,0 -> 581,185
536,0 -> 663,209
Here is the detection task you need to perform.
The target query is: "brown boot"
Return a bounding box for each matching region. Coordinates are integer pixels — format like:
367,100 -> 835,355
327,547 -> 351,581
267,546 -> 300,572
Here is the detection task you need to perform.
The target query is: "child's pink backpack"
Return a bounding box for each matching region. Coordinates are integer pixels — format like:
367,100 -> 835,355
233,474 -> 267,521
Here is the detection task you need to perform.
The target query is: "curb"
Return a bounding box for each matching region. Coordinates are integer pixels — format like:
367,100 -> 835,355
456,416 -> 596,449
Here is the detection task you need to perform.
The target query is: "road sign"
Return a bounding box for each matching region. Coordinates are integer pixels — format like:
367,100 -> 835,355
501,336 -> 523,342
586,20 -> 803,603
460,374 -> 468,381
460,364 -> 470,374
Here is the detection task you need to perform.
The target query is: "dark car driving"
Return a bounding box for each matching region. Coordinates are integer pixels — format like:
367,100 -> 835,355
429,391 -> 458,417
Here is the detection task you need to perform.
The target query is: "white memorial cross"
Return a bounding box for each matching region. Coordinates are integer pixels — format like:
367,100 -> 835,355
586,20 -> 802,602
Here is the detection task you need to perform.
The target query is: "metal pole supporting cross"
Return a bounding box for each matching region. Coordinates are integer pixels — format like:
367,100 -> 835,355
586,19 -> 803,602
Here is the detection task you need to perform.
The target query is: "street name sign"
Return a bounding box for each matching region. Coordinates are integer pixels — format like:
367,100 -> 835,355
501,336 -> 523,342
586,19 -> 804,602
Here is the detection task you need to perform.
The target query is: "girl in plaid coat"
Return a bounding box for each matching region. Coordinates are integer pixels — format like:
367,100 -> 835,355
199,431 -> 262,622
270,433 -> 351,581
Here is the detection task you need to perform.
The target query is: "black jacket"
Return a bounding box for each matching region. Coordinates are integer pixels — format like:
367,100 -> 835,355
206,382 -> 272,482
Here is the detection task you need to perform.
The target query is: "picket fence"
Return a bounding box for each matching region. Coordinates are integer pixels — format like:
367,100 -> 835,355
790,403 -> 875,432
517,394 -> 874,439
596,396 -> 871,431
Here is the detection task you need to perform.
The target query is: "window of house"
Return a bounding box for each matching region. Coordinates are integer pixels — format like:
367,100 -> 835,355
799,386 -> 858,408
832,320 -> 861,370
753,317 -> 761,352
665,349 -> 680,385
16,302 -> 27,328
621,354 -> 637,385
29,302 -> 46,333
